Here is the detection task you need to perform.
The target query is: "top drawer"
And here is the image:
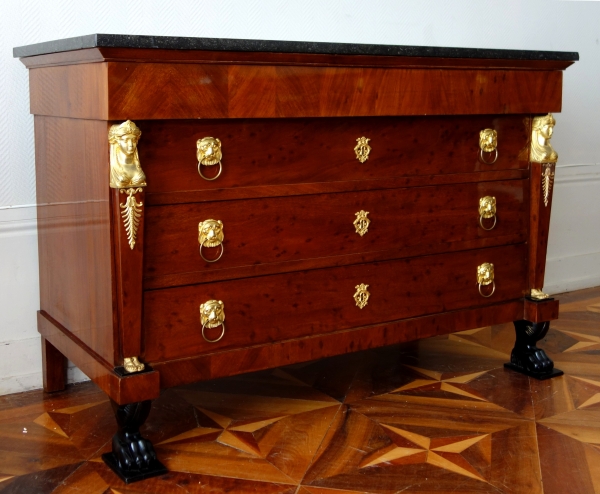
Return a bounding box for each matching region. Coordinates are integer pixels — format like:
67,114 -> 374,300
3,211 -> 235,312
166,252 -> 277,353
139,115 -> 529,196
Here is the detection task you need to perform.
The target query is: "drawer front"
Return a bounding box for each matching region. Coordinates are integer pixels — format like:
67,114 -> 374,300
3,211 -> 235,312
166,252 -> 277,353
140,116 -> 529,195
144,180 -> 528,283
143,244 -> 527,362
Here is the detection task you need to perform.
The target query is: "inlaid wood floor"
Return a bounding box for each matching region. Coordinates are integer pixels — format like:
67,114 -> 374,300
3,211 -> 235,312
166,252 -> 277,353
1,287 -> 600,493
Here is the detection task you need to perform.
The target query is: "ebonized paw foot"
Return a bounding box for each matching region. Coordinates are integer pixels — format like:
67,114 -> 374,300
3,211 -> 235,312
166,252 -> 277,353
102,400 -> 167,483
504,320 -> 563,380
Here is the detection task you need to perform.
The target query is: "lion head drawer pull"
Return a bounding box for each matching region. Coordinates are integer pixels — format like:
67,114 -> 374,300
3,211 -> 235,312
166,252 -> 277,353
199,299 -> 226,343
197,137 -> 223,181
477,263 -> 495,298
354,137 -> 371,163
478,196 -> 497,231
479,129 -> 498,165
354,283 -> 370,309
354,210 -> 370,236
198,219 -> 224,263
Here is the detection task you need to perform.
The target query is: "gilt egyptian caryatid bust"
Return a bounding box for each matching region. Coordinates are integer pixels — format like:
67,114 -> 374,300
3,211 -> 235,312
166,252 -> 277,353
108,120 -> 147,188
530,114 -> 558,163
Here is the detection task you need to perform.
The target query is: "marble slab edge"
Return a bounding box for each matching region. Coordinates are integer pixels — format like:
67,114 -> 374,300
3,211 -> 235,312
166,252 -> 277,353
13,33 -> 580,60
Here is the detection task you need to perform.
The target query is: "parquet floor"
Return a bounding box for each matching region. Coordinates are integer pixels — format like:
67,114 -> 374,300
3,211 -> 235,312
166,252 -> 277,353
1,287 -> 600,493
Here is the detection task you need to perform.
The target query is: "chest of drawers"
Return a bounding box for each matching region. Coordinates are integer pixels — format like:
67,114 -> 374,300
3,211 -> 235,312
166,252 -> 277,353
15,34 -> 577,482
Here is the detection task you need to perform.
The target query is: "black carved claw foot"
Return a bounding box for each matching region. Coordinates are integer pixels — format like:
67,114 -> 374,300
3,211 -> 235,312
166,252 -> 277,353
112,430 -> 158,471
102,400 -> 167,483
504,320 -> 563,380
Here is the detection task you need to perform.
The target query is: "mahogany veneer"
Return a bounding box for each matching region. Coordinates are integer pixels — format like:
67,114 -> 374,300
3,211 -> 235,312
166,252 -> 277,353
144,180 -> 528,283
16,34 -> 576,482
139,116 -> 530,196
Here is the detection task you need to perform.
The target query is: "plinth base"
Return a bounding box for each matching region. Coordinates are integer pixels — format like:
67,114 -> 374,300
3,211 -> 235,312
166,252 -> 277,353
504,362 -> 564,381
102,452 -> 168,484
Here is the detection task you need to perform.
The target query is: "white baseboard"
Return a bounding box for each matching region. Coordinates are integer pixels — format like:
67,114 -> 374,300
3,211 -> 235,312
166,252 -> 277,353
545,251 -> 600,295
0,336 -> 89,396
545,163 -> 600,294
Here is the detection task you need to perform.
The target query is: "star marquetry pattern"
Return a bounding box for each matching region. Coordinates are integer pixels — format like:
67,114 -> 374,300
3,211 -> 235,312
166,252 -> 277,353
158,407 -> 287,457
556,329 -> 600,353
360,424 -> 490,482
569,376 -> 600,409
33,401 -> 107,438
392,365 -> 489,401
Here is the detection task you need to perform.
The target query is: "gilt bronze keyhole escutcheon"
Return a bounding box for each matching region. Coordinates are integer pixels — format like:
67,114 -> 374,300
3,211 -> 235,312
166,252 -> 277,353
354,210 -> 370,236
354,283 -> 370,309
354,137 -> 371,163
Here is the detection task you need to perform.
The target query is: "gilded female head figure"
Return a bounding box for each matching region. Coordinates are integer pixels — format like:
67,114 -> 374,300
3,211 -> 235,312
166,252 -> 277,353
108,120 -> 147,188
530,114 -> 558,163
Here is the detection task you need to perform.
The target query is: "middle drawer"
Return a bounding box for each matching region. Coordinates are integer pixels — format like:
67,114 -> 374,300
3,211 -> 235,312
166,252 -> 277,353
144,180 -> 527,285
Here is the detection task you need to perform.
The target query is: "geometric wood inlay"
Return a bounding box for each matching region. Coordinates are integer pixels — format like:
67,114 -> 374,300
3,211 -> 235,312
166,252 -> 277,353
0,286 -> 599,493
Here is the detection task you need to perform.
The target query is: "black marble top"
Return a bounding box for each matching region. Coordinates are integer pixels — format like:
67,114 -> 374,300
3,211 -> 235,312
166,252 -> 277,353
13,33 -> 579,61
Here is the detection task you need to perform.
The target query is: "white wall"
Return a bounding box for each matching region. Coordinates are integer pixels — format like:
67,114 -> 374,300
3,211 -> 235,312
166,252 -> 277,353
0,0 -> 599,395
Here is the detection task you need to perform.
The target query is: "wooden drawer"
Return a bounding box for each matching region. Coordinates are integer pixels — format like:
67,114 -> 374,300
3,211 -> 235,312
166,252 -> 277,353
143,243 -> 528,362
140,115 -> 529,197
144,180 -> 528,285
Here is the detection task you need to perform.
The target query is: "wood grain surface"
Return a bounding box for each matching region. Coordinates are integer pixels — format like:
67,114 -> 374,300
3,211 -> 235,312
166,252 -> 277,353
139,115 -> 530,197
35,116 -> 116,365
528,161 -> 555,290
38,311 -> 160,405
153,299 -> 525,388
41,336 -> 67,393
111,188 -> 145,362
27,61 -> 563,119
524,297 -> 560,323
143,244 -> 528,362
144,180 -> 528,285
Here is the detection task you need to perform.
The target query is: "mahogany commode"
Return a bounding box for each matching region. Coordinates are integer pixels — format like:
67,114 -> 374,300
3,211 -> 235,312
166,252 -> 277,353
14,34 -> 578,483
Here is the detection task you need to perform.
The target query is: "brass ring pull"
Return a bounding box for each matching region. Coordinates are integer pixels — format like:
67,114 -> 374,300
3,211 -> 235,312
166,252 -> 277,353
197,137 -> 223,181
200,300 -> 225,343
479,215 -> 497,231
478,281 -> 496,298
198,219 -> 224,263
198,161 -> 223,181
479,129 -> 498,164
479,148 -> 498,165
200,243 -> 224,263
478,196 -> 497,231
477,263 -> 495,298
201,320 -> 226,343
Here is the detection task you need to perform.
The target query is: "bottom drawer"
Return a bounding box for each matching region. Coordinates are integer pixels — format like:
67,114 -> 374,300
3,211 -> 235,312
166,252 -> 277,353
143,244 -> 527,362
